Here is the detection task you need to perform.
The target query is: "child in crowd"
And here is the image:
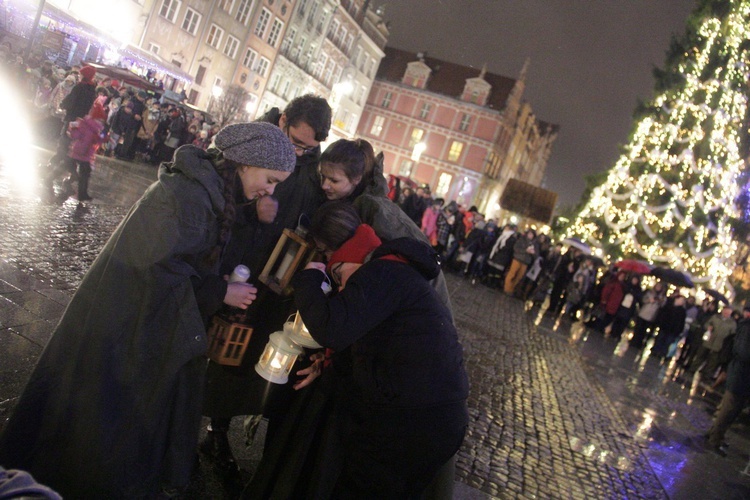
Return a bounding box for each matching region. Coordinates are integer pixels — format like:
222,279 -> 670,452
60,101 -> 107,202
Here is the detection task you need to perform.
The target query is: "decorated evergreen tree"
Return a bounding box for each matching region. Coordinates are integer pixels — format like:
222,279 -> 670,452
565,0 -> 750,297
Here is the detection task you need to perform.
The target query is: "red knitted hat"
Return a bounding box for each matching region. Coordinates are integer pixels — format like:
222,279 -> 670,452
79,65 -> 96,83
326,224 -> 381,273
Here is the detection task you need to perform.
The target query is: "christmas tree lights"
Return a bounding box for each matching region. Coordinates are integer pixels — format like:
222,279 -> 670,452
566,0 -> 750,298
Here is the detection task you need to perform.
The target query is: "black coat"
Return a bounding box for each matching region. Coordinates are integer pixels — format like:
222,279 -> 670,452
0,146 -> 226,498
202,108 -> 327,418
60,81 -> 96,122
291,238 -> 468,496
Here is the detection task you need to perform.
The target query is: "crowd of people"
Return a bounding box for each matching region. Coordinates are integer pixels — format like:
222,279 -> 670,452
1,43 -> 220,205
0,73 -> 469,497
0,44 -> 747,497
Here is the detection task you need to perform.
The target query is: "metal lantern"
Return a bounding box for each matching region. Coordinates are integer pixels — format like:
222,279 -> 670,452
255,330 -> 305,384
259,227 -> 312,295
286,311 -> 321,349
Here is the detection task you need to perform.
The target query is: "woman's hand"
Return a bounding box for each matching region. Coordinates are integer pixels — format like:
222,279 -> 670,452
293,352 -> 326,390
223,282 -> 257,309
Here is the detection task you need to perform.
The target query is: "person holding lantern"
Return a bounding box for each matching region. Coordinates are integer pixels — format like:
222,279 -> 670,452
288,201 -> 469,498
0,122 -> 296,498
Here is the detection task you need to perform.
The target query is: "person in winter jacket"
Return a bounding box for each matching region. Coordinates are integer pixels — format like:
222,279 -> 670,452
503,228 -> 537,295
60,101 -> 108,202
0,122 -> 296,498
292,201 -> 468,498
594,271 -> 627,332
652,295 -> 688,359
706,305 -> 750,454
629,282 -> 666,348
421,197 -> 443,247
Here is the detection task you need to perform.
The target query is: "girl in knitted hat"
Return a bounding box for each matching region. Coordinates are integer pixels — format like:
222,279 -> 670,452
0,122 -> 296,498
287,201 -> 469,498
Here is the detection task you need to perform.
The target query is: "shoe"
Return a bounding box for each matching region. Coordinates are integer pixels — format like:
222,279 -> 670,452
199,430 -> 238,472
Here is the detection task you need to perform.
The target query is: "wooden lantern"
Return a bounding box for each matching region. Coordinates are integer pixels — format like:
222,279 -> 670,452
259,228 -> 312,295
206,316 -> 253,367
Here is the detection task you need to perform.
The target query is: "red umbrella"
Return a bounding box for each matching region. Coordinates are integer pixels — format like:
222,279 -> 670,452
614,259 -> 653,274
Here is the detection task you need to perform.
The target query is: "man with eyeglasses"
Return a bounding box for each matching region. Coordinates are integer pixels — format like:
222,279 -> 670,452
201,94 -> 333,475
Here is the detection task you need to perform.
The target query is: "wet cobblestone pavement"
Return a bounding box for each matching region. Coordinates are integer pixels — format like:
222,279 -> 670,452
2,154 -> 750,498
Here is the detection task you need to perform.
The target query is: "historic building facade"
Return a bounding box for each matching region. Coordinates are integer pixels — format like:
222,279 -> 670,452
259,0 -> 387,140
357,47 -> 558,218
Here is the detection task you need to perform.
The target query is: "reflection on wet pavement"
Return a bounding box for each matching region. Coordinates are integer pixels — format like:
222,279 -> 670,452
533,306 -> 750,499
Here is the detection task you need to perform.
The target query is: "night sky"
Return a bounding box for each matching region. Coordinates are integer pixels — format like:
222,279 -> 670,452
379,0 -> 697,208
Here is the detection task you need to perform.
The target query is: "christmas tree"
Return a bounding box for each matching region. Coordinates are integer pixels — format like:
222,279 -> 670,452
565,0 -> 750,298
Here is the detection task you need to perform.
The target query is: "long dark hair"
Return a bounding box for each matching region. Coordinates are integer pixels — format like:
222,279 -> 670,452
311,201 -> 361,251
319,139 -> 376,200
206,155 -> 240,266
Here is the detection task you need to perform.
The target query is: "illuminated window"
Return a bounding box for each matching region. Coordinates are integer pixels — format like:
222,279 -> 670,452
409,128 -> 424,148
381,91 -> 392,108
436,173 -> 452,197
399,159 -> 414,177
255,8 -> 271,38
148,43 -> 160,55
206,24 -> 223,49
370,115 -> 384,136
448,141 -> 463,162
235,0 -> 253,25
268,18 -> 284,47
223,35 -> 240,59
159,0 -> 181,23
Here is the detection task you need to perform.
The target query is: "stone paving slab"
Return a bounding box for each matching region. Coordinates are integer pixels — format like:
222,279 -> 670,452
447,277 -> 666,499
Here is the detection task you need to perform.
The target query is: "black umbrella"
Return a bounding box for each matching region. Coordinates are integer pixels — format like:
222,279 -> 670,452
650,267 -> 695,288
704,288 -> 729,305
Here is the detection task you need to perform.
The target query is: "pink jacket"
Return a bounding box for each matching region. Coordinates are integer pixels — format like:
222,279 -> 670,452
421,206 -> 438,240
68,117 -> 105,163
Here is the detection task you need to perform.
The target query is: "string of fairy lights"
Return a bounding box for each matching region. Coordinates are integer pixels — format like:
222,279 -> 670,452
566,2 -> 750,299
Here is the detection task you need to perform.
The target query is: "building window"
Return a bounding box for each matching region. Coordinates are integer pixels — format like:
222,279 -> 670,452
381,91 -> 392,108
224,35 -> 240,59
335,26 -> 346,46
181,8 -> 200,34
218,0 -> 234,13
436,172 -> 452,197
267,18 -> 283,47
254,8 -> 271,37
365,57 -> 374,78
297,0 -> 308,16
448,141 -> 464,162
344,33 -> 354,55
315,53 -> 327,79
317,9 -> 328,32
243,47 -> 257,69
370,115 -> 384,136
235,0 -> 253,24
323,60 -> 334,86
159,0 -> 181,23
355,85 -> 366,105
419,102 -> 431,120
148,43 -> 160,55
280,27 -> 296,53
206,24 -> 223,49
308,1 -> 319,22
269,73 -> 281,91
459,114 -> 471,132
409,128 -> 424,148
195,65 -> 206,85
257,57 -> 270,77
399,159 -> 414,177
328,19 -> 339,39
282,79 -> 291,97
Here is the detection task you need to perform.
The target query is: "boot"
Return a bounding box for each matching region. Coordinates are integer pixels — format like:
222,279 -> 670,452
199,426 -> 238,473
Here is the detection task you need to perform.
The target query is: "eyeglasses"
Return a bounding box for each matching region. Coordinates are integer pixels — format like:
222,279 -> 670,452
285,126 -> 316,155
330,262 -> 343,288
